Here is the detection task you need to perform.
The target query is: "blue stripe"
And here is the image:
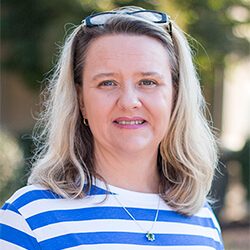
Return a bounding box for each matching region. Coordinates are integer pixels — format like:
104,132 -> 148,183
1,203 -> 9,210
2,190 -> 63,210
1,185 -> 111,211
1,203 -> 21,215
86,184 -> 113,195
40,232 -> 223,249
27,206 -> 215,230
0,224 -> 39,249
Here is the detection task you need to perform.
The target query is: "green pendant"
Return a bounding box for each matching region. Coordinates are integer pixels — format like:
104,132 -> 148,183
146,232 -> 155,241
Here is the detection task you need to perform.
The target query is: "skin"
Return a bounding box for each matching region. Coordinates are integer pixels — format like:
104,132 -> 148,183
78,34 -> 173,193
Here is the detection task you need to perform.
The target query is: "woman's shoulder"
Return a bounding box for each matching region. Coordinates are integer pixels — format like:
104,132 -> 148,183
2,184 -> 60,212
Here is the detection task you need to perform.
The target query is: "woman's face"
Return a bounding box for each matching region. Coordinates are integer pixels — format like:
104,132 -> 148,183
79,34 -> 173,155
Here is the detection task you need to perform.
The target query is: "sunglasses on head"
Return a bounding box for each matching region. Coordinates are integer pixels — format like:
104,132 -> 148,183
82,10 -> 172,36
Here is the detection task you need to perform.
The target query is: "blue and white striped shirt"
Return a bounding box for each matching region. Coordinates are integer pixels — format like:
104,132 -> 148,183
0,179 -> 224,249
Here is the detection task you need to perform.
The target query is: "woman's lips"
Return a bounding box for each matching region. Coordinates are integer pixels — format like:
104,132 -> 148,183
113,117 -> 146,129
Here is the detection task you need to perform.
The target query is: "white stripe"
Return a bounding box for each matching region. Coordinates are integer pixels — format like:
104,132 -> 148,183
207,210 -> 221,232
19,195 -> 106,217
19,193 -> 213,221
195,206 -> 217,218
0,239 -> 27,250
34,219 -> 221,242
0,209 -> 34,238
67,244 -> 216,250
19,196 -> 169,218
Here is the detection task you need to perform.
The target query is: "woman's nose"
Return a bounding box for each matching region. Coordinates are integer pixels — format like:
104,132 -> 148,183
117,86 -> 142,110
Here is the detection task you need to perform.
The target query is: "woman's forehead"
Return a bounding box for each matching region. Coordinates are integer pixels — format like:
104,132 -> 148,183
83,34 -> 171,74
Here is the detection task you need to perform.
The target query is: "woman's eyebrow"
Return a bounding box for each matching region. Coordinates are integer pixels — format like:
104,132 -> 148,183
137,71 -> 164,79
92,72 -> 116,81
91,71 -> 164,81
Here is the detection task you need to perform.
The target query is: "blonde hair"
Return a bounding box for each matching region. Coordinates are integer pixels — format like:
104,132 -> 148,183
28,6 -> 218,215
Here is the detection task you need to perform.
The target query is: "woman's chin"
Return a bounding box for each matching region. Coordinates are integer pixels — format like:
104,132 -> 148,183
112,138 -> 155,154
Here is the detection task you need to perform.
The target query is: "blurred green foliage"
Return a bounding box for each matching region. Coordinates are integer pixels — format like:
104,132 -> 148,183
2,0 -> 249,89
161,0 -> 249,95
0,130 -> 23,204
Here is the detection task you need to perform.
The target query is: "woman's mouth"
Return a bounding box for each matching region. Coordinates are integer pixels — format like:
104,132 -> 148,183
113,117 -> 146,128
114,120 -> 145,125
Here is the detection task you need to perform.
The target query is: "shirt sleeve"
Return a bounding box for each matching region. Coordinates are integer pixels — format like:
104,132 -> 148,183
0,202 -> 41,250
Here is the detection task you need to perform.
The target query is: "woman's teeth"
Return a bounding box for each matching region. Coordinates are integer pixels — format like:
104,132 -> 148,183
116,120 -> 144,125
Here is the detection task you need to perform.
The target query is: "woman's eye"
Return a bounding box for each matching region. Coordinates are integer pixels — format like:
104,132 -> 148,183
139,80 -> 157,87
98,80 -> 116,87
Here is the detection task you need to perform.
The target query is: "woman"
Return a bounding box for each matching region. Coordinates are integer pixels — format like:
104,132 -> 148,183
0,6 -> 224,250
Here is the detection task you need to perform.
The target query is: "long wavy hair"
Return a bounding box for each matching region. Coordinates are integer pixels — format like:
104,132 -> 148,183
28,6 -> 218,215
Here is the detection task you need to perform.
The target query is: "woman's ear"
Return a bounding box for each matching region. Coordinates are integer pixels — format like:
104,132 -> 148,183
76,84 -> 86,117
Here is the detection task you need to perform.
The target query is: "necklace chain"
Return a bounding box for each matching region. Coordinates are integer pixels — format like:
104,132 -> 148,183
113,194 -> 160,241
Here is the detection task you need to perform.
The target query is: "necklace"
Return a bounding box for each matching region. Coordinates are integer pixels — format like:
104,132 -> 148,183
113,194 -> 160,242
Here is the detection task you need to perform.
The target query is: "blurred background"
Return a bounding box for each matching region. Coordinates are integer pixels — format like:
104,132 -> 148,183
1,0 -> 249,249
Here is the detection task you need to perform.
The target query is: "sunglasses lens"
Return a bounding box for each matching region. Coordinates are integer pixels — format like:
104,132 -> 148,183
134,12 -> 163,22
88,11 -> 167,26
90,13 -> 115,26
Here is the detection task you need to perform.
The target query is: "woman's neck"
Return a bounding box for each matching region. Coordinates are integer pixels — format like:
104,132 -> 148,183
94,145 -> 160,193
